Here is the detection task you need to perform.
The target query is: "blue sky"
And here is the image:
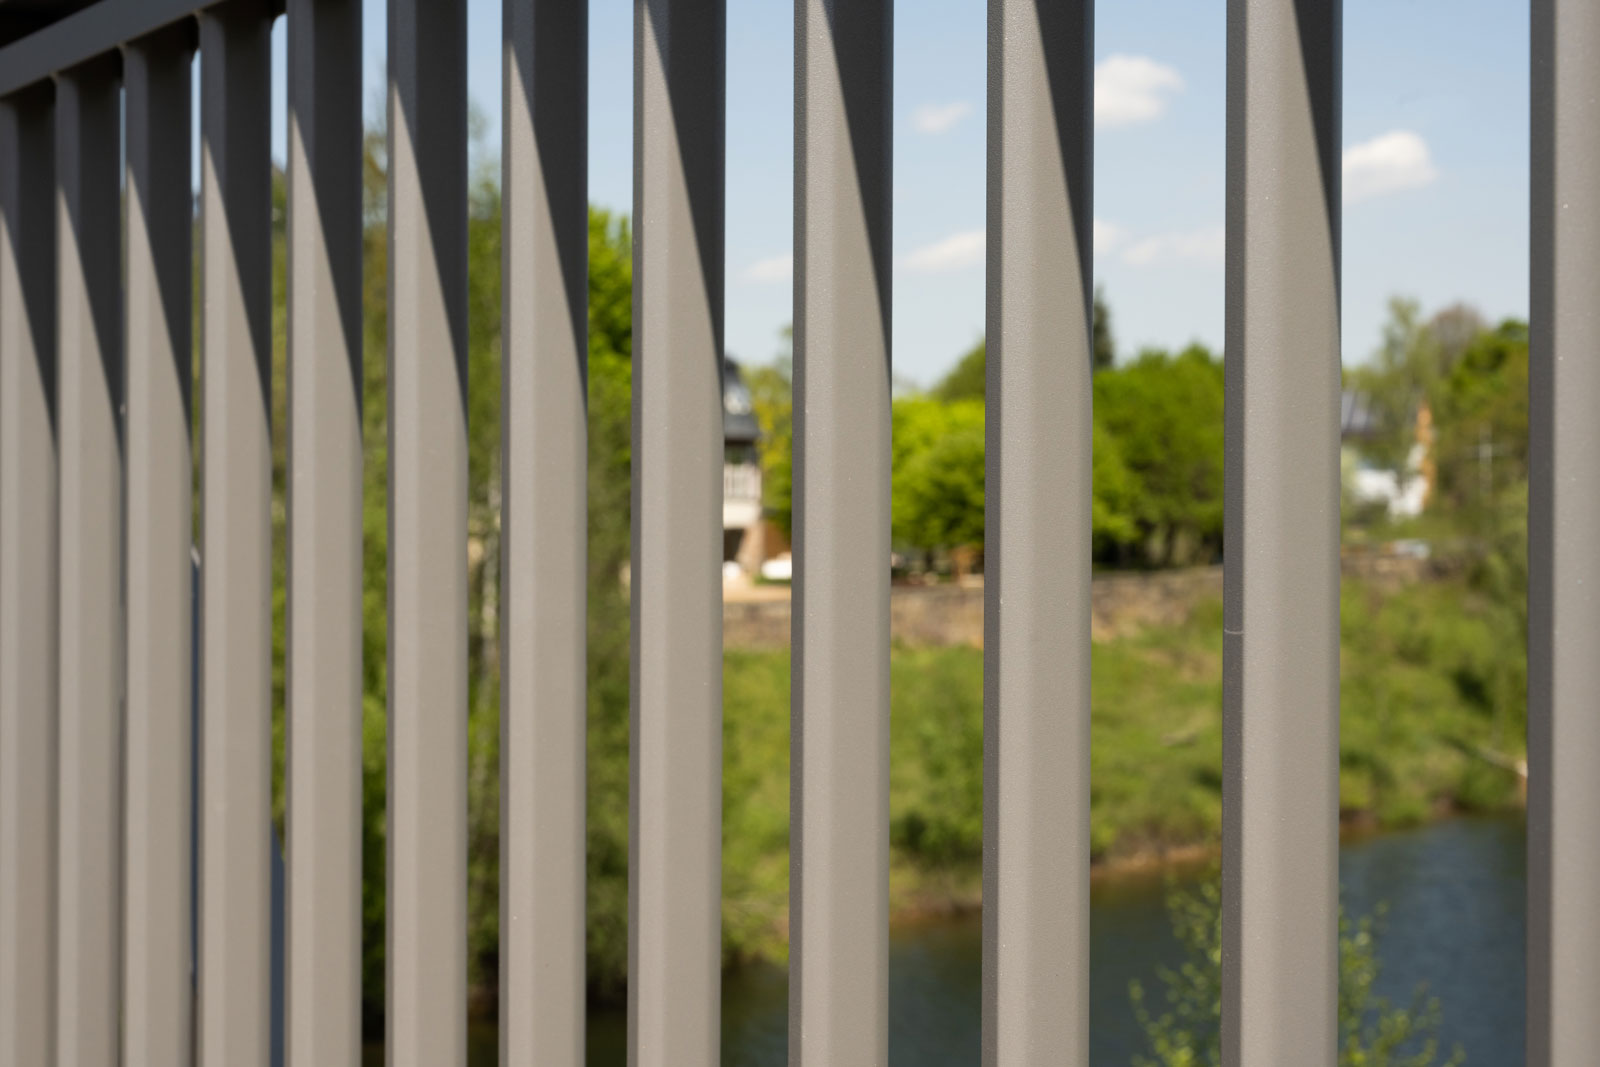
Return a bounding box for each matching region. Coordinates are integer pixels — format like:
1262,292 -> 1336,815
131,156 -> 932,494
265,0 -> 1531,386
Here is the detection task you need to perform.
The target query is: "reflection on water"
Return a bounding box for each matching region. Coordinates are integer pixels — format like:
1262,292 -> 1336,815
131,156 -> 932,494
365,815 -> 1526,1066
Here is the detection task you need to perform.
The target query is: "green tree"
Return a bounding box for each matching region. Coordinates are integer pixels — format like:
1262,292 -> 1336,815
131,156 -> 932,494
1094,345 -> 1226,565
895,401 -> 986,553
934,338 -> 987,403
1131,880 -> 1464,1067
1345,297 -> 1453,488
744,331 -> 794,538
1430,319 -> 1529,518
1093,284 -> 1117,370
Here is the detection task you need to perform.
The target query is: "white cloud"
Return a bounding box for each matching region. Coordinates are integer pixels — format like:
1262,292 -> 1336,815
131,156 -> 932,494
744,253 -> 793,283
902,229 -> 986,274
1122,226 -> 1226,267
1095,55 -> 1184,129
1094,219 -> 1125,258
1343,130 -> 1439,204
898,221 -> 1120,273
913,101 -> 973,135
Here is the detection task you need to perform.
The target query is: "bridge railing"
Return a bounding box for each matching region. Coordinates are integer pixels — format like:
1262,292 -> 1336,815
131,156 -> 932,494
0,1 -> 1594,1065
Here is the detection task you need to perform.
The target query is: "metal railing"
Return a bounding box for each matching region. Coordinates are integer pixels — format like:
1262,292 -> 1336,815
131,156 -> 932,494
0,1 -> 1592,1065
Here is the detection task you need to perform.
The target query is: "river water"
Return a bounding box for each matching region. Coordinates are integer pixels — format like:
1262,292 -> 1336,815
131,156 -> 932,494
373,815 -> 1527,1065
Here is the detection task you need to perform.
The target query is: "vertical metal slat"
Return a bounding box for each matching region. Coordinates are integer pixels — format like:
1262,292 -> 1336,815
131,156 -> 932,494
0,79 -> 59,1067
55,54 -> 125,1067
387,0 -> 470,1063
122,22 -> 196,1067
790,0 -> 892,1063
1528,2 -> 1600,1064
197,5 -> 276,1063
285,0 -> 364,1062
982,1 -> 1092,1064
1222,2 -> 1342,1065
500,0 -> 588,1063
630,1 -> 725,1063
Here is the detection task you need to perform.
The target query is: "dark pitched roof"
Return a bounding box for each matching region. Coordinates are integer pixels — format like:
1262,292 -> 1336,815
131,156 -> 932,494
723,358 -> 761,444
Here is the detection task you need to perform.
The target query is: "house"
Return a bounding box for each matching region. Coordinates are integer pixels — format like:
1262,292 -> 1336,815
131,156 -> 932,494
722,359 -> 769,577
1340,390 -> 1431,519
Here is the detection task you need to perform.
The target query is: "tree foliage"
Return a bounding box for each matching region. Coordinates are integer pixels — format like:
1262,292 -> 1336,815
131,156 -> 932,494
1131,880 -> 1464,1067
1429,319 -> 1529,518
1095,346 -> 1226,566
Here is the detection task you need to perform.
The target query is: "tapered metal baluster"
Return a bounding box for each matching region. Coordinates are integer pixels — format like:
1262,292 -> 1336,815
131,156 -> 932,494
122,25 -> 197,1065
1222,2 -> 1342,1065
285,0 -> 364,1062
1528,3 -> 1600,1064
630,1 -> 726,1063
387,1 -> 470,1064
0,78 -> 59,1067
55,53 -> 125,1067
982,2 -> 1092,1065
196,6 -> 275,1064
501,0 -> 588,1063
791,0 -> 892,1063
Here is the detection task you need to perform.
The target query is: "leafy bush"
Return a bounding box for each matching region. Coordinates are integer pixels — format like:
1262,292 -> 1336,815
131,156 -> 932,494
1130,879 -> 1465,1067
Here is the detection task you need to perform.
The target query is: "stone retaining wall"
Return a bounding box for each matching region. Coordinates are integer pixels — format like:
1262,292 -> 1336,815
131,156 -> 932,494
724,555 -> 1440,649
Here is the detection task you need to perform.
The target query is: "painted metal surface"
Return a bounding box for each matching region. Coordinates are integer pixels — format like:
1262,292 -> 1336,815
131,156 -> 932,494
1528,3 -> 1600,1064
791,0 -> 893,1063
629,1 -> 726,1063
982,2 -> 1093,1065
0,0 -> 220,96
0,78 -> 59,1067
387,0 -> 471,1063
54,53 -> 124,1067
1222,2 -> 1342,1065
285,0 -> 364,1062
500,0 -> 589,1063
121,25 -> 197,1065
197,6 -> 276,1063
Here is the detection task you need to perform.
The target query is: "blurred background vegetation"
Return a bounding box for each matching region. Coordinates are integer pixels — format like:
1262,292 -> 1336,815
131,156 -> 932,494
258,117 -> 1532,1029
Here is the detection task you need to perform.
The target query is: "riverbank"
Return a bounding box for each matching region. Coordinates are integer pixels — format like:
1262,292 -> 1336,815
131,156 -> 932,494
430,572 -> 1528,1018
699,574 -> 1525,986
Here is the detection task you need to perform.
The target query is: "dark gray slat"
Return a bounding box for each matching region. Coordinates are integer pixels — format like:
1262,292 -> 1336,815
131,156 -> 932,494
1528,3 -> 1600,1064
386,1 -> 470,1064
0,0 -> 206,96
790,0 -> 892,1063
121,25 -> 196,1065
629,1 -> 725,1063
284,0 -> 364,1063
499,0 -> 587,1063
982,2 -> 1092,1065
55,53 -> 124,1067
196,5 -> 274,1064
1222,2 -> 1342,1065
0,77 -> 58,1067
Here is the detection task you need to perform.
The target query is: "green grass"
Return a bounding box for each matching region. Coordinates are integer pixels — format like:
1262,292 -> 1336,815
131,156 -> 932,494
702,575 -> 1527,981
339,572 -> 1527,1014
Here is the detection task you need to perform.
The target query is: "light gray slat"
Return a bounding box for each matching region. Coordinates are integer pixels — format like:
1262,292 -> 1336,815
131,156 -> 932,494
196,5 -> 276,1063
1221,2 -> 1342,1065
982,2 -> 1092,1064
790,0 -> 892,1062
500,0 -> 587,1063
0,77 -> 59,1067
1528,3 -> 1600,1064
629,1 -> 726,1063
55,52 -> 125,1067
284,0 -> 364,1063
121,25 -> 198,1065
387,0 -> 470,1063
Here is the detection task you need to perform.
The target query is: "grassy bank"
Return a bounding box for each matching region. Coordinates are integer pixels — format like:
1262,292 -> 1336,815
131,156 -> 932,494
705,574 -> 1526,977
